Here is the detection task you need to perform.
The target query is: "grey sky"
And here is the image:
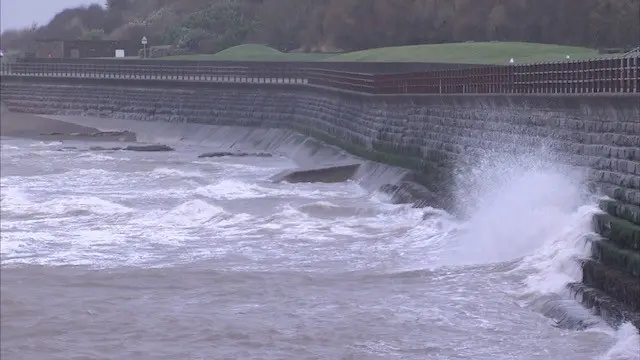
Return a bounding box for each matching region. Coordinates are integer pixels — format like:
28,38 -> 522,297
1,0 -> 103,32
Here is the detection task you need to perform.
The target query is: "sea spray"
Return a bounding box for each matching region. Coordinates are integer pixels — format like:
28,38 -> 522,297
444,145 -> 592,265
433,144 -> 607,329
600,323 -> 640,360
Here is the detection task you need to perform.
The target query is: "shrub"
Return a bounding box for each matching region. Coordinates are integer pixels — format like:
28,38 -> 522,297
167,0 -> 257,53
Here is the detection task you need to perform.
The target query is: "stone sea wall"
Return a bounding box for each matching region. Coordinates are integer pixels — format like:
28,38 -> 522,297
1,78 -> 639,326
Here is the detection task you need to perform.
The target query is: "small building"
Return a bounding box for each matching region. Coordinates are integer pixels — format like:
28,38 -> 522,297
32,39 -> 140,59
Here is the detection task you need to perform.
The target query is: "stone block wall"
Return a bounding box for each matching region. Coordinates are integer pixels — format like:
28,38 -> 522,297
1,79 -> 639,325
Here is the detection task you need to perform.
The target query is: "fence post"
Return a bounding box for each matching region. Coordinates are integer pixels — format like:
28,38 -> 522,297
577,61 -> 583,93
632,56 -> 638,93
535,63 -> 541,94
563,61 -> 568,94
628,57 -> 633,93
527,64 -> 534,94
604,58 -> 610,93
595,59 -> 602,93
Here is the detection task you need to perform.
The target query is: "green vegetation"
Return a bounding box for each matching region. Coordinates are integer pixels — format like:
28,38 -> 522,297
160,44 -> 333,61
2,0 -> 638,60
323,42 -> 600,64
160,0 -> 257,54
157,42 -> 599,64
80,28 -> 106,40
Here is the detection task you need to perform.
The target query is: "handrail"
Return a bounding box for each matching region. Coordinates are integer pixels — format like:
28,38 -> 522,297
1,56 -> 637,94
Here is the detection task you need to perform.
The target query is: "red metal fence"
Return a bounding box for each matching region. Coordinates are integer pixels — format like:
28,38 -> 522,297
1,56 -> 638,94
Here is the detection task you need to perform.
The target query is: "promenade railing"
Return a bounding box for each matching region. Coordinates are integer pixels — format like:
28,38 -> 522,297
0,62 -> 307,84
1,56 -> 637,94
373,57 -> 638,94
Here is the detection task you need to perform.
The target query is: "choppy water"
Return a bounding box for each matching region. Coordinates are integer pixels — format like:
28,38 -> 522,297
1,135 -> 638,360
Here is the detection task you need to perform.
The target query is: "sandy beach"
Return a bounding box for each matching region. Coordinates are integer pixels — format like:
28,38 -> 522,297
0,102 -> 100,138
0,103 -> 136,142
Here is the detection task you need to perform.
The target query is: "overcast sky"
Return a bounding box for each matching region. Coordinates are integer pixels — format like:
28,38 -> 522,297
1,0 -> 103,32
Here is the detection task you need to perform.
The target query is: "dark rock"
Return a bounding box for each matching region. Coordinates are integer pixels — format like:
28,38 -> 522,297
599,198 -> 640,227
532,295 -> 600,331
379,184 -> 400,194
89,131 -> 137,141
591,239 -> 640,278
123,144 -> 175,152
89,146 -> 123,151
592,213 -> 640,251
379,181 -> 442,209
37,130 -> 136,142
580,259 -> 640,312
198,151 -> 273,158
270,163 -> 361,184
568,282 -> 640,330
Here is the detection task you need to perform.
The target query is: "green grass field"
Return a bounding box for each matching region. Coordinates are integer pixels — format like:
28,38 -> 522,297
324,42 -> 600,64
158,42 -> 601,64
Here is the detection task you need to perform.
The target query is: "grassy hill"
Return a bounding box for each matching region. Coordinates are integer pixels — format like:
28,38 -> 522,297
158,42 -> 600,64
323,42 -> 600,64
160,44 -> 333,61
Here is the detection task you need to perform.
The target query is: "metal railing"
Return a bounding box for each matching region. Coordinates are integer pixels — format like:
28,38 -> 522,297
373,57 -> 639,94
0,62 -> 308,84
1,56 -> 638,94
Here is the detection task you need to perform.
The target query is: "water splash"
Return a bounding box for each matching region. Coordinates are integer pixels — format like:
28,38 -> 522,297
405,145 -> 608,332
422,147 -> 593,267
600,323 -> 640,360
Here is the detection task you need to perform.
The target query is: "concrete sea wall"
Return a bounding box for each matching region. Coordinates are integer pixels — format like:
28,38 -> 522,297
1,78 -> 639,327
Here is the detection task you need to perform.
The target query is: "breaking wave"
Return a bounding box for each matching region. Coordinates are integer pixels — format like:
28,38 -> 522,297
1,125 -> 635,359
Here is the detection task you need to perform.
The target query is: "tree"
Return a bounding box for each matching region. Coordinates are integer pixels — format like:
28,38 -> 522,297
253,0 -> 317,51
81,28 -> 106,40
168,0 -> 257,53
2,0 -> 639,55
107,0 -> 130,12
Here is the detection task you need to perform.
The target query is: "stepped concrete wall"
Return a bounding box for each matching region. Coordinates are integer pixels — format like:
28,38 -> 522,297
1,78 -> 639,326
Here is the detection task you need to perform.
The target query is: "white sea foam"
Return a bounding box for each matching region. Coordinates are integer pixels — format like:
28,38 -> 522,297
133,199 -> 231,228
445,151 -> 589,264
194,178 -> 363,200
0,186 -> 31,207
77,152 -> 119,162
150,167 -> 204,178
385,146 -> 605,343
193,160 -> 283,172
599,323 -> 640,360
2,192 -> 132,217
195,179 -> 278,199
405,148 -> 595,275
518,205 -> 598,295
28,141 -> 62,147
1,144 -> 21,150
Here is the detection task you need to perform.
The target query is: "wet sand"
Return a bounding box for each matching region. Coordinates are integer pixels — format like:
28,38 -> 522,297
0,104 -> 135,142
0,103 -> 98,138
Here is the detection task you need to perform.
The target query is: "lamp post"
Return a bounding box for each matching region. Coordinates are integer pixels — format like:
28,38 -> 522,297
141,36 -> 148,58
